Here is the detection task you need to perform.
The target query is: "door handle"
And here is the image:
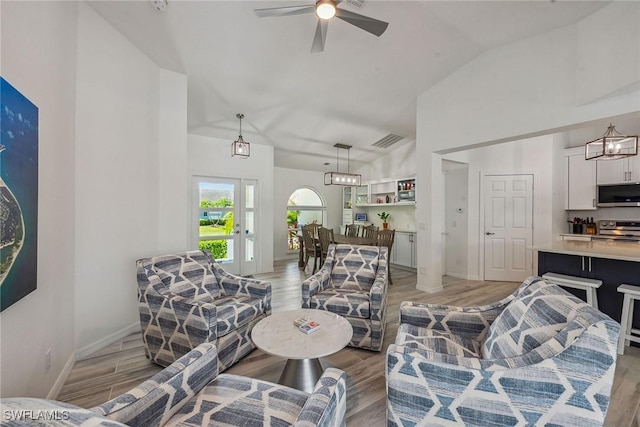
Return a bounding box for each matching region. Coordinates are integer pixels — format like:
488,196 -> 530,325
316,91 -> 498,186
485,232 -> 495,236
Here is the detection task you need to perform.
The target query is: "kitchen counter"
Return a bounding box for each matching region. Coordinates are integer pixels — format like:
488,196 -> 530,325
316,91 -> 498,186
536,241 -> 640,342
532,240 -> 640,263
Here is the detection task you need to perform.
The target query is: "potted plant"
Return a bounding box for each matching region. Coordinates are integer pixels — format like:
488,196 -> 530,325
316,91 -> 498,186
377,212 -> 390,229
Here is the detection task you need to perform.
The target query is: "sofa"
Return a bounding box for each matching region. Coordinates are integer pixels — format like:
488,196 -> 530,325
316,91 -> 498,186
386,276 -> 620,426
136,250 -> 271,370
302,244 -> 388,351
0,343 -> 347,426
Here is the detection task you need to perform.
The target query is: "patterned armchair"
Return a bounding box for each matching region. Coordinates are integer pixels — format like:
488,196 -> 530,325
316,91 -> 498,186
1,343 -> 347,427
136,250 -> 271,370
302,244 -> 388,351
386,276 -> 620,426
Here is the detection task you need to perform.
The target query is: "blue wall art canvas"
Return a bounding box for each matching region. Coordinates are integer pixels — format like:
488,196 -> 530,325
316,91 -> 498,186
0,77 -> 38,312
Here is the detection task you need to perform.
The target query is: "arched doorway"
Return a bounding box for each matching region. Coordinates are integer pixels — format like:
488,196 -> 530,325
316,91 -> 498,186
287,187 -> 326,253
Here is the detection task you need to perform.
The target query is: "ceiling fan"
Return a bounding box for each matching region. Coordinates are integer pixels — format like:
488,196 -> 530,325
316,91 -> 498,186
254,0 -> 389,53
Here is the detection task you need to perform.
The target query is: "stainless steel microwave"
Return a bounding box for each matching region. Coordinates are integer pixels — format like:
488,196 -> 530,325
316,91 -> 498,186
597,182 -> 640,207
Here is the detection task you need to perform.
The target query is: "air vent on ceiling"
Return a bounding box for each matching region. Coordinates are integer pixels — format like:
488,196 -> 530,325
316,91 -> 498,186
344,0 -> 365,9
372,134 -> 404,149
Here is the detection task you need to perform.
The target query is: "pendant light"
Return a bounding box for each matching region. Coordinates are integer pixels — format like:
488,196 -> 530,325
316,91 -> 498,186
324,143 -> 362,186
231,113 -> 250,159
585,123 -> 638,161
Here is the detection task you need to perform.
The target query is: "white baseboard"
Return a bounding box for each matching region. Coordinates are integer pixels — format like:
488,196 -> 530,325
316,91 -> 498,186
75,322 -> 141,361
47,322 -> 140,399
445,272 -> 480,281
47,352 -> 76,400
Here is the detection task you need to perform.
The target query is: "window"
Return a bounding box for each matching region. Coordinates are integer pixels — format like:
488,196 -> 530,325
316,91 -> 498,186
287,187 -> 326,252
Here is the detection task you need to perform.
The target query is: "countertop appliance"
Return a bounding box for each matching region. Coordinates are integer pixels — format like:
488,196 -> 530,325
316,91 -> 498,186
597,182 -> 640,207
594,220 -> 640,242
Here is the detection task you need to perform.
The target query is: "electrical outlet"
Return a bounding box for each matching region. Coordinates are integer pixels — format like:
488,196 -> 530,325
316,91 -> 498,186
45,348 -> 51,374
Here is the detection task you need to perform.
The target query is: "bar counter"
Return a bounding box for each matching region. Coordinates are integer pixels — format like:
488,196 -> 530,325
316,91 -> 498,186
532,240 -> 640,263
534,240 -> 640,346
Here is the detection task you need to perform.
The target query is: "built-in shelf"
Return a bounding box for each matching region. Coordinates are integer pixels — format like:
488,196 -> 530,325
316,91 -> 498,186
343,177 -> 416,224
357,202 -> 415,207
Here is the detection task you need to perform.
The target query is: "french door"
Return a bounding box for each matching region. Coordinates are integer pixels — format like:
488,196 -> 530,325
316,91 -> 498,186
193,177 -> 257,276
483,174 -> 533,282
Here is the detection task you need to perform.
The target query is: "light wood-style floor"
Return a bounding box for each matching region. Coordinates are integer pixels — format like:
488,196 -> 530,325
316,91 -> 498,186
57,259 -> 640,426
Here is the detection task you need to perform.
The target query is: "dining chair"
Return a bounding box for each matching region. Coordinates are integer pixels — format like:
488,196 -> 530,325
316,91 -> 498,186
318,226 -> 335,265
377,229 -> 395,284
301,224 -> 322,274
345,224 -> 359,237
362,224 -> 379,240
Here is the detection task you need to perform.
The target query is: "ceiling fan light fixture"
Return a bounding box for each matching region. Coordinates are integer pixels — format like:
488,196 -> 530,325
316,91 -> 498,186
585,123 -> 638,161
231,113 -> 250,159
316,0 -> 337,20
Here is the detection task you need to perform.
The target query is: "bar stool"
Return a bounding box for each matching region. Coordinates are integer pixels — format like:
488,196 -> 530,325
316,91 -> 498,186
617,284 -> 640,355
542,272 -> 602,309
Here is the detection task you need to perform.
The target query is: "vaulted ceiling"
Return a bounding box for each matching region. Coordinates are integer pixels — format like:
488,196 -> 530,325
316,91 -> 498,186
87,0 -> 610,171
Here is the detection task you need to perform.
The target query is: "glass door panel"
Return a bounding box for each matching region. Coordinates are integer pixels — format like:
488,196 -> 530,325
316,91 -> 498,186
194,178 -> 258,275
242,181 -> 257,275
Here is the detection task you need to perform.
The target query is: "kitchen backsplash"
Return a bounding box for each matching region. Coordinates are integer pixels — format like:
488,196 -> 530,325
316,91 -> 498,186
568,207 -> 640,222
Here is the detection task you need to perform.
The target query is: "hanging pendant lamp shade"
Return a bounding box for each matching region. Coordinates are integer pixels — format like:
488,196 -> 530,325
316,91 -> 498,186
324,143 -> 362,186
585,123 -> 638,161
231,113 -> 250,159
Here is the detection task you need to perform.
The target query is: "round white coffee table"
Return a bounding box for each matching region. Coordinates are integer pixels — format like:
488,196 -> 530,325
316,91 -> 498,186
252,308 -> 353,393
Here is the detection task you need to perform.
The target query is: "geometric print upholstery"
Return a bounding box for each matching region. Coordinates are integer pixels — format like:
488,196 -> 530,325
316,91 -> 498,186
2,343 -> 347,427
167,368 -> 347,427
148,251 -> 221,300
482,278 -> 586,359
330,245 -> 379,292
92,343 -> 218,426
214,294 -> 265,336
309,288 -> 371,319
136,250 -> 271,370
396,323 -> 482,358
169,374 -> 309,426
302,244 -> 388,351
387,276 -> 621,427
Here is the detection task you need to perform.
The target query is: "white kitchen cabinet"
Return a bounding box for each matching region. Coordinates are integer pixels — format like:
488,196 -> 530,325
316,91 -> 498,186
597,154 -> 640,184
393,231 -> 417,268
564,147 -> 597,210
342,187 -> 353,225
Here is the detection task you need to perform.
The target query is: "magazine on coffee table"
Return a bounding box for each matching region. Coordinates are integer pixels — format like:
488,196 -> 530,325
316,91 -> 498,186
298,320 -> 321,334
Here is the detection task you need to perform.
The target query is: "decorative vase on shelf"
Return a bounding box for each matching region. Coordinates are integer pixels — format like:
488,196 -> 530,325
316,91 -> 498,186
383,223 -> 388,229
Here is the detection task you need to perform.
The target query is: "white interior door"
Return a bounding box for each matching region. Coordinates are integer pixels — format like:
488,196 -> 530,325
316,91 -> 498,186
194,177 -> 257,276
483,174 -> 533,282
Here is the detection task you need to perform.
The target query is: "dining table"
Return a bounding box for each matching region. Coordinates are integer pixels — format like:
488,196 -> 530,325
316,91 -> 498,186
297,232 -> 377,268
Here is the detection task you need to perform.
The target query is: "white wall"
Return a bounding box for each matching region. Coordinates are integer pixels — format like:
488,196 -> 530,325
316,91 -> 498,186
416,2 -> 640,292
443,162 -> 469,279
444,136 -> 557,281
354,140 -> 416,181
273,167 -> 343,261
74,3 -> 188,352
354,140 -> 418,231
189,134 -> 275,273
158,70 -> 189,253
0,1 -> 78,397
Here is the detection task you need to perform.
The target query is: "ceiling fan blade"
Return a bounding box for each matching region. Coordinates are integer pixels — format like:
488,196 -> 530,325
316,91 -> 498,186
311,19 -> 329,53
335,8 -> 388,37
254,5 -> 315,18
